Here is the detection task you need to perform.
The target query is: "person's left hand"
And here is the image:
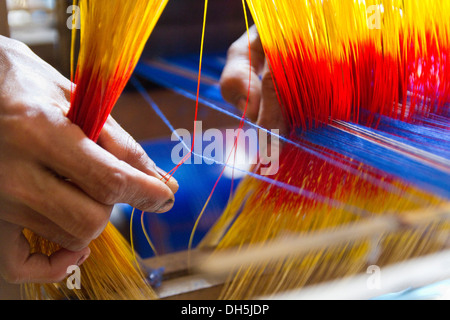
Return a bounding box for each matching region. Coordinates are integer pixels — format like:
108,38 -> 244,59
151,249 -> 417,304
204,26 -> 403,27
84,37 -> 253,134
219,25 -> 288,136
0,36 -> 178,285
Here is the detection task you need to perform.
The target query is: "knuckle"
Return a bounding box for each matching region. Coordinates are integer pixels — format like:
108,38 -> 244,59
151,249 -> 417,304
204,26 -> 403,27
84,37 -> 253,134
126,139 -> 153,168
219,72 -> 235,88
261,72 -> 274,91
227,41 -> 240,57
221,55 -> 250,97
227,38 -> 247,59
220,75 -> 242,103
76,208 -> 111,241
1,265 -> 23,285
8,104 -> 51,152
45,271 -> 67,284
94,167 -> 128,205
57,235 -> 90,252
6,174 -> 38,207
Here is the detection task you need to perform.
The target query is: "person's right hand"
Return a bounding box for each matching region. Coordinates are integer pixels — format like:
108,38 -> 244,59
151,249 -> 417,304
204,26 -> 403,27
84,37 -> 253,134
0,36 -> 178,285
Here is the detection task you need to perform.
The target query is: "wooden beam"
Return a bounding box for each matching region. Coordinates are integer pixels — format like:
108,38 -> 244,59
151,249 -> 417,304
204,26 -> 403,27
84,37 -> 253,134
265,249 -> 450,300
0,0 -> 9,37
142,203 -> 450,300
143,248 -> 450,300
197,203 -> 450,277
143,249 -> 224,300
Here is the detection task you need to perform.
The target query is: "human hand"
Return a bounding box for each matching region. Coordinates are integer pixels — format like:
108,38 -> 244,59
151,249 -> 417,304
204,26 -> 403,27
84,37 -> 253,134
0,36 -> 178,284
220,25 -> 288,136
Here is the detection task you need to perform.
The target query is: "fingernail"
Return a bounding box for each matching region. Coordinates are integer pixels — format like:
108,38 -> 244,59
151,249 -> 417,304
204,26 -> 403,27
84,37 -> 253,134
156,167 -> 178,187
155,167 -> 168,179
156,198 -> 175,214
77,253 -> 90,266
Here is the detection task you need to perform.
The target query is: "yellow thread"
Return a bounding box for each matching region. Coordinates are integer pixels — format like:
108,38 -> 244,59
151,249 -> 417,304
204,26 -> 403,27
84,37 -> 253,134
141,211 -> 159,256
186,0 -> 209,262
198,0 -> 450,300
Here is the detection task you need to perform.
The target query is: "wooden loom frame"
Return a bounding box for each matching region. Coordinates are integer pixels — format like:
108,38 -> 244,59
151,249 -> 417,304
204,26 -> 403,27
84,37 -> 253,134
142,203 -> 450,300
143,249 -> 450,300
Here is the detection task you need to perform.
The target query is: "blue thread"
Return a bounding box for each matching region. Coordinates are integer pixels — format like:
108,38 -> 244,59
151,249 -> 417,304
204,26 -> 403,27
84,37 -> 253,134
130,76 -> 375,218
134,57 -> 449,199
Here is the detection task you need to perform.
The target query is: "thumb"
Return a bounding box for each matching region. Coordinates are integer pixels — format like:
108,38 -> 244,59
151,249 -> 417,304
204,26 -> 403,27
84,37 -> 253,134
98,116 -> 179,194
0,221 -> 90,284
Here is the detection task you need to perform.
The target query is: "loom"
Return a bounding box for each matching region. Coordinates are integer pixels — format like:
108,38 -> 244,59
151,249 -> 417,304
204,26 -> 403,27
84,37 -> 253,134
23,0 -> 450,300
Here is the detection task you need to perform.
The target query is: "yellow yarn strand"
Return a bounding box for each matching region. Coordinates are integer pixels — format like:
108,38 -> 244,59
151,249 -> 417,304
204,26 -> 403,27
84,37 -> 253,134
199,0 -> 450,299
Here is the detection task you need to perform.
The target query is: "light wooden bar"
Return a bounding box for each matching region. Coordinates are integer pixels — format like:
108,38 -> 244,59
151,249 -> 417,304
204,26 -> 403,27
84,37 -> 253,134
143,203 -> 450,300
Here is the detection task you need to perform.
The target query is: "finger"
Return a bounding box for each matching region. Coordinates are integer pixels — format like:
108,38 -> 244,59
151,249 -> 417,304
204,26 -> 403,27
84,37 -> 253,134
256,65 -> 289,137
41,121 -> 175,214
220,25 -> 266,121
0,201 -> 90,251
0,221 -> 90,284
9,161 -> 112,246
98,116 -> 179,194
256,65 -> 288,170
50,73 -> 72,109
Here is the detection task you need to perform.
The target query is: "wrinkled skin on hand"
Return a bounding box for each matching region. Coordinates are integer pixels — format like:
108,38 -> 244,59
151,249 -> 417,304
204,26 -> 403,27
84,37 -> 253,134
0,36 -> 178,284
